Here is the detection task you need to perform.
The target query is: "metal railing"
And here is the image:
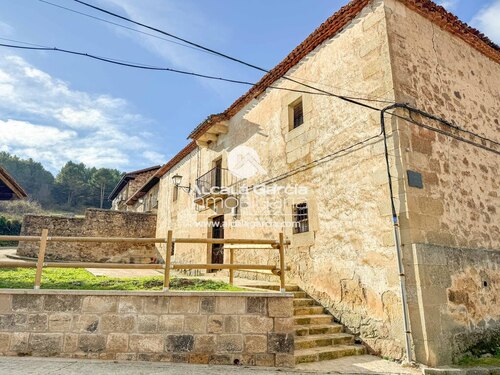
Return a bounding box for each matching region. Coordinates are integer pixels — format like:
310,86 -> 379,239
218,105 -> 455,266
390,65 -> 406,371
0,230 -> 289,292
195,167 -> 241,199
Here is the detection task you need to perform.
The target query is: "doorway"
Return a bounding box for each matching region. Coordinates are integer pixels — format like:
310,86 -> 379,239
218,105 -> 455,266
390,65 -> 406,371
210,215 -> 224,267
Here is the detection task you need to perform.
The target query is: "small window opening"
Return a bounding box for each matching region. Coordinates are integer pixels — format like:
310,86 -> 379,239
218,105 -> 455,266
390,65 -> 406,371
291,100 -> 304,129
293,202 -> 309,234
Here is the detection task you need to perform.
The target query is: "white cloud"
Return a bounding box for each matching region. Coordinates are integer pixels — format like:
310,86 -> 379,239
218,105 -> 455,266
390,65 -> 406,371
436,1 -> 459,10
0,21 -> 13,35
0,54 -> 165,172
470,0 -> 500,44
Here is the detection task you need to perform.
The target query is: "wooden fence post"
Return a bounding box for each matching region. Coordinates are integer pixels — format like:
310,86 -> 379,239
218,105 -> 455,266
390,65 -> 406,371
229,248 -> 235,285
279,232 -> 286,293
163,230 -> 173,292
34,228 -> 48,290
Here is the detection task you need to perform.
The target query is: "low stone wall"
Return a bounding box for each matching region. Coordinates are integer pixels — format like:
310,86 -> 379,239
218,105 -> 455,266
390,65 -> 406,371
406,244 -> 500,366
17,209 -> 158,263
0,290 -> 294,367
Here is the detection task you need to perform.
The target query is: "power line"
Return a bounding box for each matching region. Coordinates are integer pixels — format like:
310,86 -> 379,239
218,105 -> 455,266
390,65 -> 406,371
38,0 -> 216,56
70,0 -> 391,109
39,0 -> 395,104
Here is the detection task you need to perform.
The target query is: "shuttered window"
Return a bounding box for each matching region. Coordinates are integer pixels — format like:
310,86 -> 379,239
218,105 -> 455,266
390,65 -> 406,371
292,202 -> 309,234
292,100 -> 304,129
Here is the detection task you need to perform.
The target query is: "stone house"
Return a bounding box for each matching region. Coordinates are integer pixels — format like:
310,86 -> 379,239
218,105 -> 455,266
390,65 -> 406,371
0,165 -> 27,201
109,165 -> 161,212
133,0 -> 497,367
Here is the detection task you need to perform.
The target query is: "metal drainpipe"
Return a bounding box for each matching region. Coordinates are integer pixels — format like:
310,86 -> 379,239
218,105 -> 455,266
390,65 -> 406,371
380,103 -> 413,363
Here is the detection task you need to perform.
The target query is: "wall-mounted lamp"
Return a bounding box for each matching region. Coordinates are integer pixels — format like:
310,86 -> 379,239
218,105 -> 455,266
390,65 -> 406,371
171,174 -> 191,193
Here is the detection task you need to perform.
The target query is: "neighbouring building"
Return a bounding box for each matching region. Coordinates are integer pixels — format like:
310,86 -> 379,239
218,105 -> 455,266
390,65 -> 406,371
109,165 -> 161,212
0,166 -> 28,201
146,0 -> 499,367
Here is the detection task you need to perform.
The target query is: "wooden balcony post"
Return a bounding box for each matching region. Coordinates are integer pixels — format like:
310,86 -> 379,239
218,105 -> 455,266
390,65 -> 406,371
229,248 -> 235,285
163,230 -> 173,292
279,232 -> 286,293
34,228 -> 48,290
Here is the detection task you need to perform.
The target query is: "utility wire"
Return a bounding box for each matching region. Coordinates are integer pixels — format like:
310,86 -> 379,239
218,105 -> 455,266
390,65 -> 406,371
71,0 -> 392,108
39,0 -> 395,104
38,0 -> 216,56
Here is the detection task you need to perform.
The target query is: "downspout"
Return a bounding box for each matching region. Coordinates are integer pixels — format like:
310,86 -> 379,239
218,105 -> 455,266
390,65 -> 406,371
380,103 -> 413,363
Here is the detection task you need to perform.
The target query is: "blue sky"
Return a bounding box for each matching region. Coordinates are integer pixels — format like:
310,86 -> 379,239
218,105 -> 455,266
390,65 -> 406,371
0,0 -> 498,173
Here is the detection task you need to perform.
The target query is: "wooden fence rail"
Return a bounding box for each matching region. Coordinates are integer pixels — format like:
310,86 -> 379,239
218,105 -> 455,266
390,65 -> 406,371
0,229 -> 289,292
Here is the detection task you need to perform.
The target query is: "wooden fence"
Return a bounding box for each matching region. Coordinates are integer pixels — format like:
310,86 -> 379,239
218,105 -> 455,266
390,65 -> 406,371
0,230 -> 289,292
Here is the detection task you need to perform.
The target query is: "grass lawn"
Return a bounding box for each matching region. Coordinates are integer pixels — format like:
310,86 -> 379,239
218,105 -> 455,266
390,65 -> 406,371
0,267 -> 244,291
457,351 -> 500,367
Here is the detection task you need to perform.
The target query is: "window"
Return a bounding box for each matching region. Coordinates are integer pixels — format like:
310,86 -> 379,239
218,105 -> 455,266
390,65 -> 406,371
292,203 -> 309,234
291,99 -> 304,129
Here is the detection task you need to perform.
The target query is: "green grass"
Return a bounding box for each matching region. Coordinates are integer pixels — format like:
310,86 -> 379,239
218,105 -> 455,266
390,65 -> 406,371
0,267 -> 244,291
457,349 -> 500,367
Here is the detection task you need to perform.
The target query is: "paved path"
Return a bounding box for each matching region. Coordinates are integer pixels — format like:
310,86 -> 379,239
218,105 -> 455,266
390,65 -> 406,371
0,355 -> 422,374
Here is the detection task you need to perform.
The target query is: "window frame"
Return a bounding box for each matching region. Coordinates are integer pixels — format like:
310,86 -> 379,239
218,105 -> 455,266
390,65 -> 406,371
292,202 -> 309,234
289,98 -> 304,130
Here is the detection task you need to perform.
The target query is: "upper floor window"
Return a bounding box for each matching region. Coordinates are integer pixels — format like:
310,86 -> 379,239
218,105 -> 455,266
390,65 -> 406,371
290,99 -> 304,130
292,202 -> 309,234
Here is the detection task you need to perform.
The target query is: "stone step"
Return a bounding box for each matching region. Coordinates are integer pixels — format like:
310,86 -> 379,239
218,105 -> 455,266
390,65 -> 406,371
293,298 -> 317,307
294,344 -> 366,364
295,333 -> 354,350
250,285 -> 300,292
295,323 -> 344,336
294,306 -> 325,316
292,291 -> 308,299
294,314 -> 333,325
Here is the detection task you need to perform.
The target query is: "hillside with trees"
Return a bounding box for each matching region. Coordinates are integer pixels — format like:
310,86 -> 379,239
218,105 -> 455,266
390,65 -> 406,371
0,152 -> 123,213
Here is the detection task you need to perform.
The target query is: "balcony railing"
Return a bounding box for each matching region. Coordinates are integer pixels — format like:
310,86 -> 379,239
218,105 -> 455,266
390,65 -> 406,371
195,167 -> 241,199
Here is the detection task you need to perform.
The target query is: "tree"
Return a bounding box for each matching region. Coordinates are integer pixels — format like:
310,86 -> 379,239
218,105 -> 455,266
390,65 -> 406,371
54,161 -> 89,207
89,168 -> 122,209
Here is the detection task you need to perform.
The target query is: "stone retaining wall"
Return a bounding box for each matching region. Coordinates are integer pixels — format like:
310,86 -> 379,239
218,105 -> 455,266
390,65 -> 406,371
17,209 -> 158,263
0,290 -> 294,367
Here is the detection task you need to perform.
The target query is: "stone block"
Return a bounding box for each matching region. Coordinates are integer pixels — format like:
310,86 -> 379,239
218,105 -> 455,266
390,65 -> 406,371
208,354 -> 232,365
0,333 -> 10,352
48,313 -> 73,332
159,315 -> 184,333
82,296 -> 118,313
217,334 -> 243,353
254,353 -> 275,367
165,334 -> 194,352
246,297 -> 267,315
137,315 -> 158,333
118,297 -> 143,314
106,333 -> 129,352
215,297 -> 245,315
9,332 -> 29,352
129,334 -> 164,353
169,297 -> 199,314
207,315 -> 224,333
189,353 -> 209,364
115,353 -> 136,361
171,353 -> 189,363
143,296 -> 169,314
44,295 -> 81,312
275,353 -> 295,368
268,298 -> 293,317
274,318 -> 294,333
240,316 -> 273,334
0,295 -> 11,314
184,315 -> 207,333
200,297 -> 216,314
78,334 -> 106,353
268,333 -> 294,354
0,314 -> 26,331
63,333 -> 78,353
72,314 -> 100,333
194,335 -> 216,353
100,314 -> 135,332
224,316 -> 239,333
27,314 -> 48,331
244,335 -> 267,353
11,295 -> 43,312
29,333 -> 63,353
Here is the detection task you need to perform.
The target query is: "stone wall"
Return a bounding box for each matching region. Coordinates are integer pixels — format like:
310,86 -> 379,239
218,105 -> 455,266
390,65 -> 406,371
0,290 -> 294,367
17,209 -> 159,263
405,244 -> 500,366
384,0 -> 500,366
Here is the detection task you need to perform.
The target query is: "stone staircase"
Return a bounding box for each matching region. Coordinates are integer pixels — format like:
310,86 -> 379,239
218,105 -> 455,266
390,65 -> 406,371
253,285 -> 365,364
